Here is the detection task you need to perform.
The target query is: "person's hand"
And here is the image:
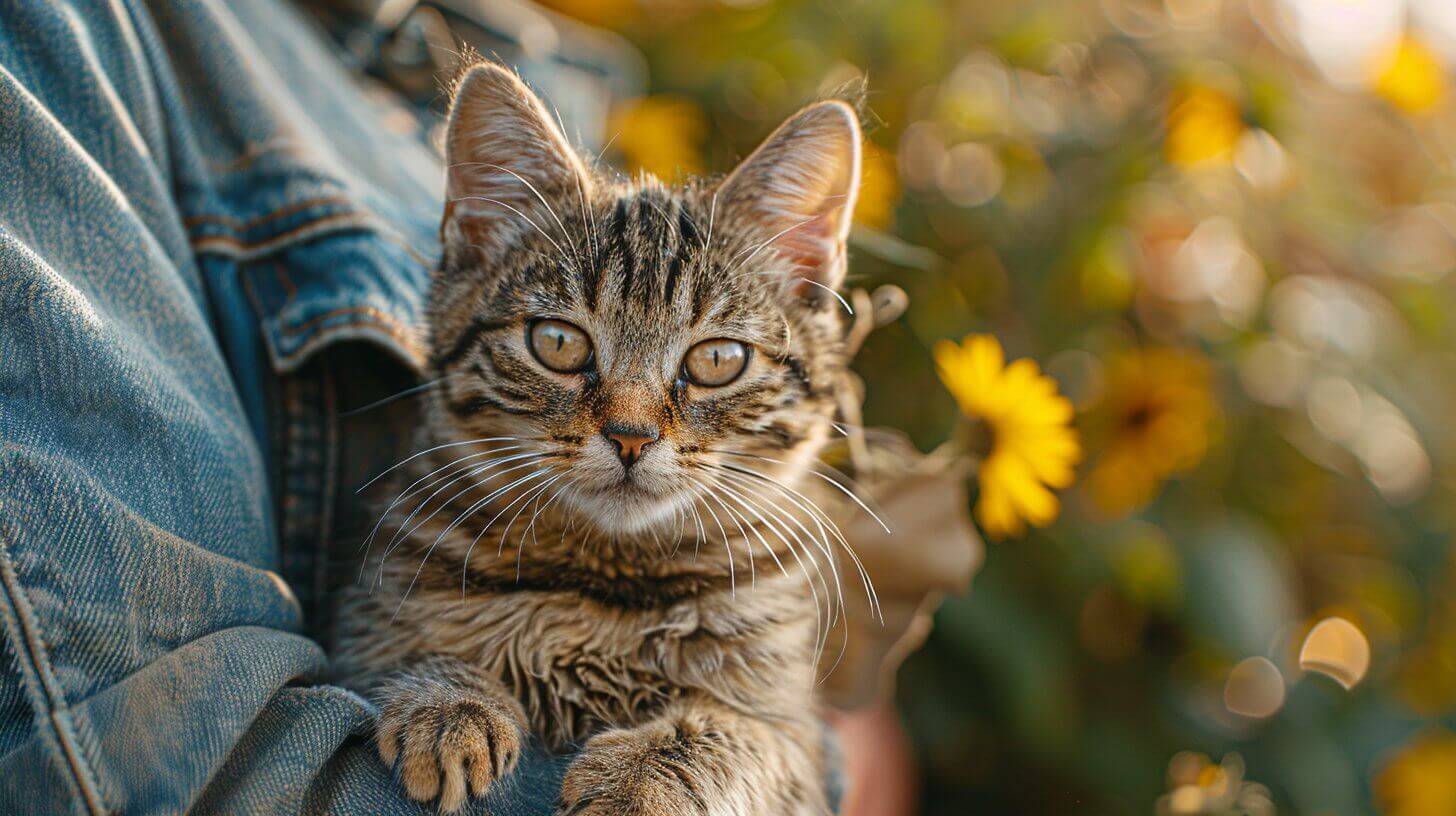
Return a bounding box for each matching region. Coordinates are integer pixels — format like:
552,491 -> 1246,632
830,704 -> 918,816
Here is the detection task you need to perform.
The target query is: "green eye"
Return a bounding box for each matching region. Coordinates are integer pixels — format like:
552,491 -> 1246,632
528,319 -> 593,373
683,339 -> 750,387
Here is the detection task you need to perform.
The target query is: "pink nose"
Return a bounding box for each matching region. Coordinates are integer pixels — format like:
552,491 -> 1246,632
602,423 -> 659,468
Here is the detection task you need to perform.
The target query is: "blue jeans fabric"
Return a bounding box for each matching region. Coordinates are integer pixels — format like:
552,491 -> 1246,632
0,0 -> 575,812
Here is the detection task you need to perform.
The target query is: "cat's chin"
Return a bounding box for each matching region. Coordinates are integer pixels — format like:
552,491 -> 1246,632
560,482 -> 688,537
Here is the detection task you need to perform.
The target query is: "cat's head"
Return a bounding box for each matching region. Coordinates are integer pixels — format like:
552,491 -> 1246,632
427,63 -> 861,536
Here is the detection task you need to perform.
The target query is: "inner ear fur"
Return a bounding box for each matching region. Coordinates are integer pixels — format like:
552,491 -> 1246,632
442,62 -> 593,258
716,100 -> 863,291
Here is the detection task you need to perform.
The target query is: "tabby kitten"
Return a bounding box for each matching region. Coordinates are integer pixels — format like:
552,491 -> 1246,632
334,61 -> 865,815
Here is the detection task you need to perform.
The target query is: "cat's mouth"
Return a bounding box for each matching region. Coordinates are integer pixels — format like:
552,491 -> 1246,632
554,463 -> 686,534
601,471 -> 676,504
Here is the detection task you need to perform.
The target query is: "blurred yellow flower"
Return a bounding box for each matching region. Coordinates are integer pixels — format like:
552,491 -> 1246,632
1373,37 -> 1446,115
1376,729 -> 1456,816
1166,85 -> 1243,168
854,143 -> 899,229
1085,348 -> 1216,516
608,95 -> 707,180
934,334 -> 1080,539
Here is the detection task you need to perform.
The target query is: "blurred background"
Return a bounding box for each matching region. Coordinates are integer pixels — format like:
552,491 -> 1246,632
327,0 -> 1456,812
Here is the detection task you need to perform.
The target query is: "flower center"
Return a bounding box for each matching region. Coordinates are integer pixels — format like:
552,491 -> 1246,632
1123,402 -> 1155,431
964,416 -> 998,460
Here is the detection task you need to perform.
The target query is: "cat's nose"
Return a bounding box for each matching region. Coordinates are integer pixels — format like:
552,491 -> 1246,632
602,422 -> 660,468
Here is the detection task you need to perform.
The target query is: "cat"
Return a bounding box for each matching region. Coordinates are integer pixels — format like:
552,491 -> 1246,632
333,60 -> 866,816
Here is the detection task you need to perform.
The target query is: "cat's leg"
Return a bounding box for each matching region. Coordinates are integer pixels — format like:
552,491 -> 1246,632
370,655 -> 527,813
556,701 -> 829,816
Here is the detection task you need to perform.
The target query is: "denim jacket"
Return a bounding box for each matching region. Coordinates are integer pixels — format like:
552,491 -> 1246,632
0,0 -> 584,812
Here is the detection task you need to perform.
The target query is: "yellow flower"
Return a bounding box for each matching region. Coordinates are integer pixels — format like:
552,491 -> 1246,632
1166,85 -> 1243,168
1376,729 -> 1456,816
608,95 -> 707,181
1085,348 -> 1216,517
1373,37 -> 1446,115
854,142 -> 899,229
934,334 -> 1080,539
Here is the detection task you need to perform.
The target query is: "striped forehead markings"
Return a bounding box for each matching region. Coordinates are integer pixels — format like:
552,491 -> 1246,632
665,203 -> 705,306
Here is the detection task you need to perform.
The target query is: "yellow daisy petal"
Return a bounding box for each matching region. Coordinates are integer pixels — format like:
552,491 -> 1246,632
936,334 -> 1081,540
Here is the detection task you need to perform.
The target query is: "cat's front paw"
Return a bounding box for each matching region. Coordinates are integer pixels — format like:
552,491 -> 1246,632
556,722 -> 710,816
376,682 -> 525,813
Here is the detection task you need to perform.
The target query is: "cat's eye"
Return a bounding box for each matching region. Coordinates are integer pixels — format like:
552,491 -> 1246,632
682,339 -> 750,387
528,319 -> 594,373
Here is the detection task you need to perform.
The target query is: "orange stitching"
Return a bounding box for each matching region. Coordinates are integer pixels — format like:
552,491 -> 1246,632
242,268 -> 424,365
183,196 -> 353,231
206,138 -> 299,174
190,211 -> 433,271
273,261 -> 299,299
189,212 -> 371,253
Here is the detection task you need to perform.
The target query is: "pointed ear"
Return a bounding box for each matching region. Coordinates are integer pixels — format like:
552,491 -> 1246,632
717,101 -> 862,291
443,63 -> 592,257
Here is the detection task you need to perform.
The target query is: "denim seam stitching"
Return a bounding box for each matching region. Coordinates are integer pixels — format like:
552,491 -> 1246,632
271,262 -> 425,350
239,263 -> 426,375
0,537 -> 106,815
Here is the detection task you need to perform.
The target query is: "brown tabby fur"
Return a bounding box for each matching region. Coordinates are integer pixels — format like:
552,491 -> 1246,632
333,60 -> 867,816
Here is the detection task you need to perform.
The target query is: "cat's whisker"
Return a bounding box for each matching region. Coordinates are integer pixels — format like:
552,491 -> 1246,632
711,476 -> 834,658
713,466 -> 845,595
521,478 -> 571,555
595,129 -> 620,163
394,466 -> 560,620
543,103 -> 601,270
713,482 -> 793,583
700,488 -> 757,590
712,468 -> 844,624
341,375 -> 458,419
704,188 -> 718,252
449,195 -> 578,272
795,277 -> 854,315
690,483 -> 735,596
720,485 -> 851,681
460,162 -> 586,273
726,216 -> 819,275
684,489 -> 708,563
357,435 -> 527,493
446,464 -> 559,570
712,468 -> 843,626
358,443 -> 529,581
714,461 -> 881,623
370,450 -> 543,581
664,500 -> 687,559
712,450 -> 892,534
408,462 -> 558,592
381,452 -> 549,561
501,473 -> 569,581
362,444 -> 527,548
573,168 -> 598,269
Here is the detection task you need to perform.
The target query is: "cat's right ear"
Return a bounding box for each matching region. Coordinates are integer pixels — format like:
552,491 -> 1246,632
442,63 -> 592,258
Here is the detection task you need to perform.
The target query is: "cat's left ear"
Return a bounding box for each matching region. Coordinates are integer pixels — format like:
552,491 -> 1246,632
442,62 -> 593,258
717,101 -> 862,292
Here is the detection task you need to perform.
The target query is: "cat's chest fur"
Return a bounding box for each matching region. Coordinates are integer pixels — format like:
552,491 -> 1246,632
338,509 -> 819,748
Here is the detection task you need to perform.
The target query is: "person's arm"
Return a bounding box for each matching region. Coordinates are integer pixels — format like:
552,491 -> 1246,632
0,1 -> 570,812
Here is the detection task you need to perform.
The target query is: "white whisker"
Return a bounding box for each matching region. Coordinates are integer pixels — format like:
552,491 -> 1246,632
357,435 -> 524,493
450,195 -> 575,269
